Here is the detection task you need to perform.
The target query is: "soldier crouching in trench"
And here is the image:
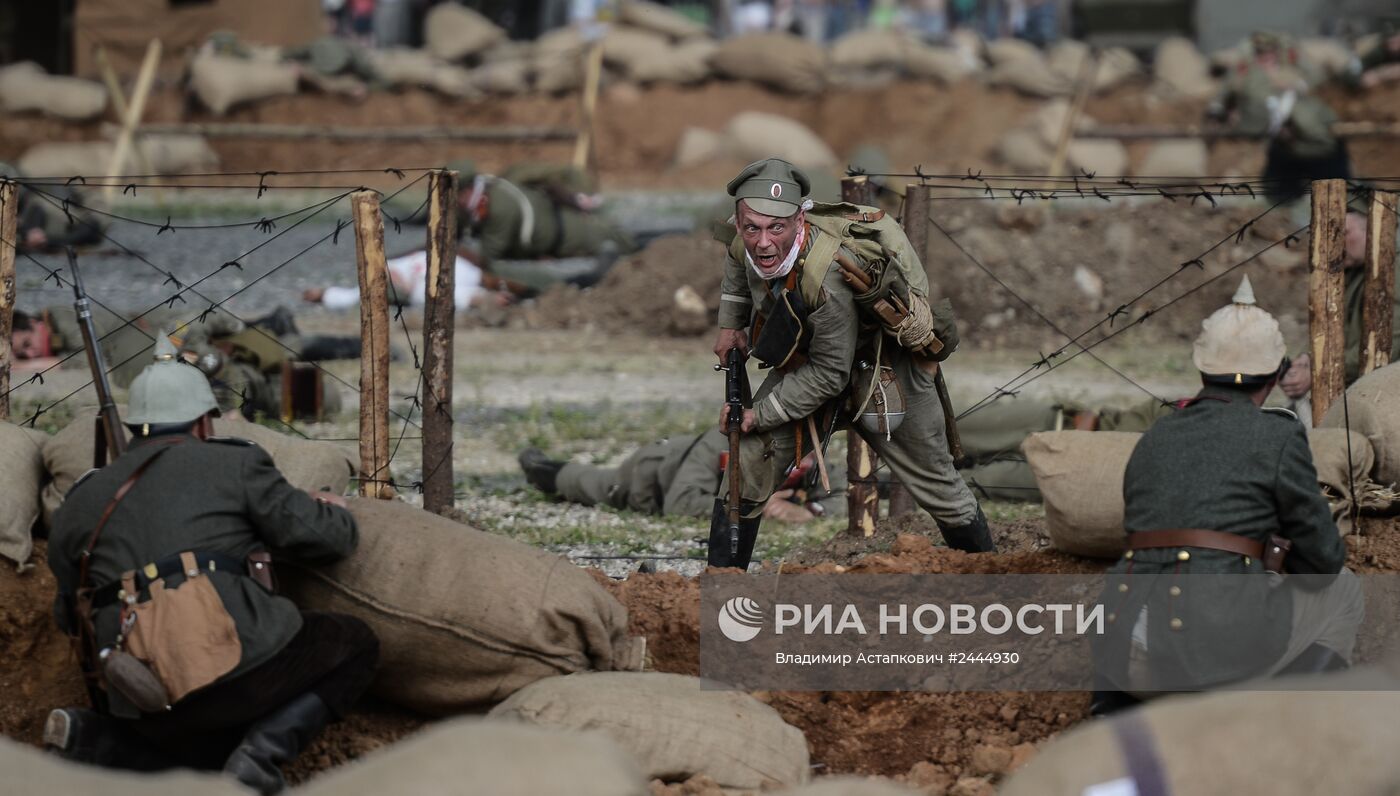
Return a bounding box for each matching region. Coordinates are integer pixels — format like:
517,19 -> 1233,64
707,158 -> 993,571
42,337 -> 379,794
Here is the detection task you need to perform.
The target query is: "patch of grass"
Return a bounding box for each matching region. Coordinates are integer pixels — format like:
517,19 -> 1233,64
490,400 -> 712,460
8,398 -> 77,434
983,500 -> 1046,523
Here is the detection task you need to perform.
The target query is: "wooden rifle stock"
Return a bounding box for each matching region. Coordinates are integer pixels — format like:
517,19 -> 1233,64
67,250 -> 126,467
717,347 -> 750,558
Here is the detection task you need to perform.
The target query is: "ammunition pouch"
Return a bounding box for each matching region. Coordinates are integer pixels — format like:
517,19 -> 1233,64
751,289 -> 811,370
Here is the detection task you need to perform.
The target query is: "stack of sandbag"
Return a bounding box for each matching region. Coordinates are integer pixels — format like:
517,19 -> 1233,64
298,719 -> 648,796
534,27 -> 586,93
424,2 -> 508,63
1322,362 -> 1400,488
711,33 -> 826,94
603,4 -> 717,85
18,135 -> 218,179
370,48 -> 481,99
1307,428 -> 1377,531
618,1 -> 710,41
1023,431 -> 1141,558
0,735 -> 249,796
0,423 -> 48,568
904,43 -> 981,84
1001,665 -> 1400,796
281,498 -> 645,715
489,671 -> 810,792
1045,40 -> 1141,93
996,99 -> 1125,175
1135,138 -> 1210,177
0,61 -> 108,120
829,28 -> 915,83
189,53 -> 300,115
985,38 -> 1073,97
41,414 -> 356,529
674,111 -> 836,170
1153,37 -> 1217,99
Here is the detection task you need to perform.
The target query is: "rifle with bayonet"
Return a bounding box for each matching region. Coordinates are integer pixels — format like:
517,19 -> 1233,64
714,347 -> 751,559
67,249 -> 126,467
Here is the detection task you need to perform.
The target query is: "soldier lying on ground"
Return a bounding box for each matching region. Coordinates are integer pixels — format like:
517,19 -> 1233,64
1,161 -> 105,253
1346,25 -> 1400,89
1092,278 -> 1363,715
301,248 -> 522,312
43,336 -> 378,795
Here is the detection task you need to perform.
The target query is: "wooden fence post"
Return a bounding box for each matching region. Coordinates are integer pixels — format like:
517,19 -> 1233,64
352,191 -> 395,499
1309,179 -> 1348,426
1362,190 -> 1397,377
0,180 -> 15,422
841,176 -> 881,537
422,170 -> 458,514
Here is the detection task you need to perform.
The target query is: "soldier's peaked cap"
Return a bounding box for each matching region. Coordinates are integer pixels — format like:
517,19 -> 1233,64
1192,276 -> 1287,385
126,334 -> 220,426
728,158 -> 810,218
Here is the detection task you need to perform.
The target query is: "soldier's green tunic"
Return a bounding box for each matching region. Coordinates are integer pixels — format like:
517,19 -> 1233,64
15,185 -> 105,250
41,304 -> 242,388
717,216 -> 978,526
1096,386 -> 1359,691
1343,259 -> 1400,383
48,435 -> 358,682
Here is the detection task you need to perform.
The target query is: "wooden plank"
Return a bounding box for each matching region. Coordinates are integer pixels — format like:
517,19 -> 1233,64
0,181 -> 15,422
422,170 -> 458,515
1309,179 -> 1348,426
572,37 -> 605,173
1362,191 -> 1398,377
1048,50 -> 1096,177
103,39 -> 161,202
352,190 -> 396,499
842,176 -> 881,536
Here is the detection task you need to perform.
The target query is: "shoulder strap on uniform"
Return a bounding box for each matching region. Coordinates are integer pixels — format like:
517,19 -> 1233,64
77,439 -> 183,594
1261,406 -> 1299,420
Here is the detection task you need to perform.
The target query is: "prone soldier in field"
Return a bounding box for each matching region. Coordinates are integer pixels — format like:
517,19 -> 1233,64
708,158 -> 993,570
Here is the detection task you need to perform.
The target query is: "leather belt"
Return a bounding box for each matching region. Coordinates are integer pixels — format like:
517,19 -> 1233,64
1127,528 -> 1264,559
90,551 -> 247,610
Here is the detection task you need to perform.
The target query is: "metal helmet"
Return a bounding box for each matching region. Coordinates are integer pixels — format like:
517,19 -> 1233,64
126,333 -> 219,426
1192,276 -> 1288,386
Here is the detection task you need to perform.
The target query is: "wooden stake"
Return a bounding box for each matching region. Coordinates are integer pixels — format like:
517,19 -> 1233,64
1309,179 -> 1348,426
1362,191 -> 1397,377
422,170 -> 458,515
0,181 -> 16,422
842,176 -> 881,536
572,36 -> 605,174
103,40 -> 161,202
353,191 -> 395,499
95,46 -> 163,198
1048,49 -> 1096,178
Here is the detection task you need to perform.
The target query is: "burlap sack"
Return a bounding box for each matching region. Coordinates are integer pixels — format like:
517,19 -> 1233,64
830,29 -> 910,72
298,718 -> 648,796
371,48 -> 440,87
489,672 -> 810,790
138,135 -> 220,174
1299,37 -> 1354,79
905,45 -> 978,83
711,33 -> 826,95
0,61 -> 108,120
1154,37 -> 1216,99
985,38 -> 1041,67
619,1 -> 710,41
673,127 -> 725,168
471,60 -> 530,95
724,111 -> 837,169
1068,138 -> 1128,176
603,28 -> 674,80
1321,362 -> 1400,487
0,422 -> 46,567
633,38 -> 716,84
19,136 -> 218,179
0,735 -> 247,796
1023,431 -> 1142,558
1031,98 -> 1098,146
535,28 -> 585,93
997,128 -> 1052,173
424,2 -> 507,62
41,414 -> 356,529
1308,428 -> 1374,514
189,53 -> 299,116
1046,41 -> 1140,93
1001,665 -> 1400,796
986,56 -> 1073,97
1136,138 -> 1208,177
283,499 -> 643,715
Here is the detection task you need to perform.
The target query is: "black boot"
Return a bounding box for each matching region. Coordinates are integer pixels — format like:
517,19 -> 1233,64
224,693 -> 332,795
43,708 -> 172,771
299,335 -> 363,362
250,306 -> 300,338
1277,643 -> 1349,676
519,448 -> 566,494
938,506 -> 995,552
707,498 -> 763,570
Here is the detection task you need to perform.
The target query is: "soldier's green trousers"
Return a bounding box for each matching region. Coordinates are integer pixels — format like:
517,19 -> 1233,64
556,431 -> 725,519
724,351 -> 980,526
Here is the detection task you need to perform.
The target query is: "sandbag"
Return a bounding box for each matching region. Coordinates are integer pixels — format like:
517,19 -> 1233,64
1068,138 -> 1128,176
830,29 -> 910,72
1136,138 -> 1209,177
633,38 -> 716,84
1045,41 -> 1140,93
424,3 -> 507,62
905,45 -> 978,83
711,33 -> 826,95
985,38 -> 1041,67
371,48 -> 441,87
0,422 -> 46,567
535,28 -> 586,93
19,136 -> 218,179
996,128 -> 1052,172
1298,37 -> 1354,79
471,59 -> 531,95
1023,431 -> 1142,558
1154,37 -> 1216,99
603,27 -> 674,80
298,718 -> 648,796
1321,362 -> 1400,487
986,56 -> 1073,97
1001,665 -> 1400,796
282,499 -> 643,715
489,672 -> 810,790
673,127 -> 725,168
138,135 -> 220,174
724,110 -> 837,169
619,1 -> 710,41
1308,428 -> 1373,503
189,53 -> 299,116
1030,98 -> 1098,146
41,414 -> 356,530
0,62 -> 107,120
0,735 -> 249,795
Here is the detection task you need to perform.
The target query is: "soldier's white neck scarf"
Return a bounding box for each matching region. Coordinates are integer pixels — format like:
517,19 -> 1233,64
743,210 -> 808,282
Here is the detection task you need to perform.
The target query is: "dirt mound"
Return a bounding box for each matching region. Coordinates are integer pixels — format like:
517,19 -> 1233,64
0,542 -> 88,747
517,232 -> 727,337
282,704 -> 425,787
